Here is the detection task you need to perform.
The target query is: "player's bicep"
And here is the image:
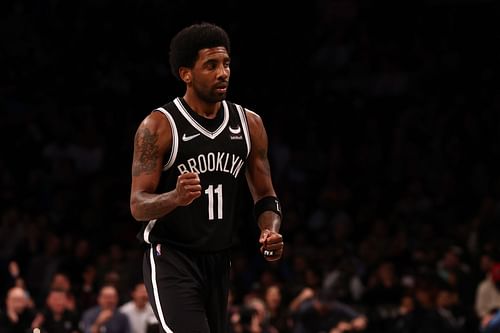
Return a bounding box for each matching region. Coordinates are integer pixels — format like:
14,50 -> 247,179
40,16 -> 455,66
131,114 -> 171,193
245,111 -> 276,200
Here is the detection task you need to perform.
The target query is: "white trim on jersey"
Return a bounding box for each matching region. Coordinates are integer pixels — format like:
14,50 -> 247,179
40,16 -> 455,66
235,104 -> 251,158
149,248 -> 174,333
143,219 -> 157,244
173,98 -> 229,139
154,107 -> 179,171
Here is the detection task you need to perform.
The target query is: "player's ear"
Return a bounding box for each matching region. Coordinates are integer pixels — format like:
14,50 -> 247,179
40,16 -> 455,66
179,67 -> 191,84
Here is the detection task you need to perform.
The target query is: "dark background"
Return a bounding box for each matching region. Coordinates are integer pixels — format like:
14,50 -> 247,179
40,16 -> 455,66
2,0 -> 500,332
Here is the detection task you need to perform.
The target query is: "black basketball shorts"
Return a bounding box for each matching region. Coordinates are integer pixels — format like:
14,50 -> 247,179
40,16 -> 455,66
143,244 -> 231,333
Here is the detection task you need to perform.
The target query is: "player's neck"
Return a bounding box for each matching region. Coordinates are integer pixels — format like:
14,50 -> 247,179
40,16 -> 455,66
182,93 -> 220,119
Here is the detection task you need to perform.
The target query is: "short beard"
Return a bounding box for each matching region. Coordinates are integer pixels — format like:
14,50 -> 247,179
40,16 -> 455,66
193,84 -> 227,104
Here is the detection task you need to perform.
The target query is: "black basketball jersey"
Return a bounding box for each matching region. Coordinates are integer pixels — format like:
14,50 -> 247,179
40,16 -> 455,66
138,97 -> 252,252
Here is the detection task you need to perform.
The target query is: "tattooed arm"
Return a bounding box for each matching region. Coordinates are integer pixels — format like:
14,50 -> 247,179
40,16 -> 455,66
130,112 -> 202,221
245,110 -> 283,261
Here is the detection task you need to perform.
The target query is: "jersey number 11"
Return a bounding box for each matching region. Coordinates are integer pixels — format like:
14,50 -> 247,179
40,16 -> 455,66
205,184 -> 223,220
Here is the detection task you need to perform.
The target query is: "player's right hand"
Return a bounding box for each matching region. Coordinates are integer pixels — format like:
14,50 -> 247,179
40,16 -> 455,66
175,172 -> 202,206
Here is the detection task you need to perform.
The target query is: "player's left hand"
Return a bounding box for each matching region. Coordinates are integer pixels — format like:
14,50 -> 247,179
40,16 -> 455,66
259,229 -> 284,261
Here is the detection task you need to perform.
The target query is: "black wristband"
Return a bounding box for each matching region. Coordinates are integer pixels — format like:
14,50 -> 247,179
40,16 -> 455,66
254,196 -> 282,220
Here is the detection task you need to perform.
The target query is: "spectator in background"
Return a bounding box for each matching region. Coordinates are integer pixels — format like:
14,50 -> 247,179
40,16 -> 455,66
79,284 -> 130,333
48,272 -> 77,312
389,293 -> 417,333
74,264 -> 98,313
362,260 -> 404,329
388,279 -> 471,333
245,295 -> 279,333
323,256 -> 365,304
263,284 -> 291,333
37,288 -> 80,333
0,286 -> 37,333
476,263 -> 500,322
119,282 -> 157,333
59,238 -> 93,287
436,245 -> 475,306
231,295 -> 278,333
288,266 -> 324,316
289,265 -> 368,333
233,305 -> 259,333
432,285 -> 468,333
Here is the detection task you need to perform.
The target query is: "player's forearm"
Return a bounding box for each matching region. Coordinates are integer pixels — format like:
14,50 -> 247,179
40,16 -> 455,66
130,191 -> 179,221
257,211 -> 281,232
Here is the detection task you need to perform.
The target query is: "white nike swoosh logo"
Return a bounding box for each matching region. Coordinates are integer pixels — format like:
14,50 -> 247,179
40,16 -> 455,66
182,133 -> 200,142
229,125 -> 241,134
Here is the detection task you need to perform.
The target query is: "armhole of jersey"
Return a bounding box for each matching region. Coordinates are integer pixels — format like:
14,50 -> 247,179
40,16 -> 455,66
153,107 -> 178,170
235,104 -> 251,158
143,219 -> 157,244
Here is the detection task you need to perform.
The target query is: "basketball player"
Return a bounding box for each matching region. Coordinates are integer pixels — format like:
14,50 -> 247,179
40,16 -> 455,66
130,22 -> 284,333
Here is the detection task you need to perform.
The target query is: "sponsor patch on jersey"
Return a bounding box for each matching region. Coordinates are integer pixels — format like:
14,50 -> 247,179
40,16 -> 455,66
155,244 -> 161,256
230,134 -> 243,140
229,125 -> 241,134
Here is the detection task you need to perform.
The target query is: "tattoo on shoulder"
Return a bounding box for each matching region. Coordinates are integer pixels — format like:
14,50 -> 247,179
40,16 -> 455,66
132,127 -> 160,176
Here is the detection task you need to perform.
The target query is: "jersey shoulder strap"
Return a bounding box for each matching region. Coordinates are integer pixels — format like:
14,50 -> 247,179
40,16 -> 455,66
225,100 -> 252,158
150,100 -> 181,171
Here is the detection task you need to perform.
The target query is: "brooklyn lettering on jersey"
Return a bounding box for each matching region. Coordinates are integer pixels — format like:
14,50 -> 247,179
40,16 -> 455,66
177,151 -> 245,178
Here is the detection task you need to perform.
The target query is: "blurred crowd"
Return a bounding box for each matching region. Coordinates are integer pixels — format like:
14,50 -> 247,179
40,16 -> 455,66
2,0 -> 500,332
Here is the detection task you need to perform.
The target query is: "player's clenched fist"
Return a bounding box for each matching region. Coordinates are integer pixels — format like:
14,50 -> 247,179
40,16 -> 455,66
175,172 -> 202,206
259,229 -> 284,261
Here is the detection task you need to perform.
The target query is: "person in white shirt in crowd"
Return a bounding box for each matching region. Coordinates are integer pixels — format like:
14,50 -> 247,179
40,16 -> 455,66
475,262 -> 500,321
119,282 -> 157,333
